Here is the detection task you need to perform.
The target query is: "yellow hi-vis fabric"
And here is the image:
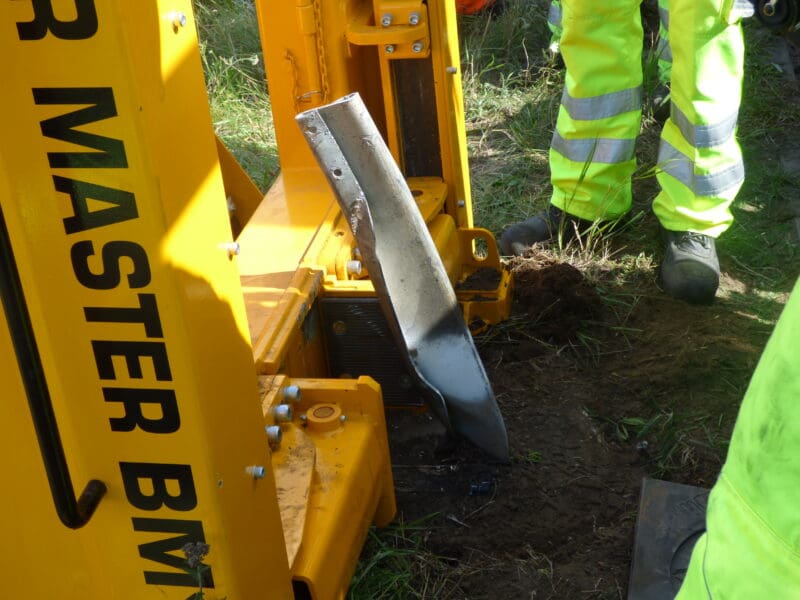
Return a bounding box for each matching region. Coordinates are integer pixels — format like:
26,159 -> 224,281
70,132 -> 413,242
550,0 -> 746,236
676,277 -> 800,599
550,1 -> 644,221
548,0 -> 563,49
551,0 -> 672,83
657,0 -> 672,83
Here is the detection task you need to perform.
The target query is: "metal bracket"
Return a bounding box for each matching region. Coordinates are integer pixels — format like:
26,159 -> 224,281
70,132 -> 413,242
346,0 -> 430,59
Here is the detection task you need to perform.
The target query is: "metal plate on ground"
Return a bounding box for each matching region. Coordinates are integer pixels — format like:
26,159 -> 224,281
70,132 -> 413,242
628,478 -> 710,600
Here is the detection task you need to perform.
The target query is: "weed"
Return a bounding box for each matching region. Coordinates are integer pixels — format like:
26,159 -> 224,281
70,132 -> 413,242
182,542 -> 214,600
348,516 -> 464,600
523,449 -> 543,463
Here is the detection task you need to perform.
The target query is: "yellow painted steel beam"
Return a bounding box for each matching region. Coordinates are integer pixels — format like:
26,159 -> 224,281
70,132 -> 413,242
0,2 -> 296,597
215,136 -> 264,235
262,375 -> 396,600
2,1 -> 402,597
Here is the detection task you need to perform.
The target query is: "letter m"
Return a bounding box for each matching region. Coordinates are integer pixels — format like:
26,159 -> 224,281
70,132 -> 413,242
34,87 -> 127,169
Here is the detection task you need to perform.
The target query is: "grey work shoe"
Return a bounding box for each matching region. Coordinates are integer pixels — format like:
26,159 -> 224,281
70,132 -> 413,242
660,230 -> 720,305
499,206 -> 589,256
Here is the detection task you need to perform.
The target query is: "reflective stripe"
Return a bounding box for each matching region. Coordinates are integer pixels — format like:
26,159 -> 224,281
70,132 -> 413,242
561,86 -> 642,120
671,105 -> 738,148
548,1 -> 562,28
659,5 -> 669,30
552,131 -> 636,164
658,140 -> 745,196
733,0 -> 755,17
657,37 -> 673,63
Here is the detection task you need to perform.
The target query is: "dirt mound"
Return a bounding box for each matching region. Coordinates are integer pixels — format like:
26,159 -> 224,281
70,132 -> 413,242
512,256 -> 603,344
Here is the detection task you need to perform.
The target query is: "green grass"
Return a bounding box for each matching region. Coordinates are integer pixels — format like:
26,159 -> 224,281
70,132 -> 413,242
347,517 -> 464,600
460,1 -> 561,234
585,408 -> 730,480
192,0 -> 278,191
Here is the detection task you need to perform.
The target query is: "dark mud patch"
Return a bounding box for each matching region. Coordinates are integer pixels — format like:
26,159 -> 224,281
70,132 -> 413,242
457,267 -> 504,291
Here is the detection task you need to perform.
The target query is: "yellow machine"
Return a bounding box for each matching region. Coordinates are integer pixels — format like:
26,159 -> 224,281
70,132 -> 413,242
0,1 -> 511,598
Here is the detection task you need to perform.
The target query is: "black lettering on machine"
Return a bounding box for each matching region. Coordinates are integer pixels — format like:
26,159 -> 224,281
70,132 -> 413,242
29,75 -> 214,590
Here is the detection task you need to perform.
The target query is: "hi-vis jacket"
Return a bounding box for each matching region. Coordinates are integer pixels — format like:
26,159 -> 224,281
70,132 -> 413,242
677,276 -> 800,598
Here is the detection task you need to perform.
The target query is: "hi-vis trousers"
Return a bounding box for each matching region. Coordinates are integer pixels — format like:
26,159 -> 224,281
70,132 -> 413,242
549,0 -> 672,82
550,0 -> 752,237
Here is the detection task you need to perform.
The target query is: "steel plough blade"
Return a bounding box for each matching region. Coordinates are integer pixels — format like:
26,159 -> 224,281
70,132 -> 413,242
297,93 -> 508,460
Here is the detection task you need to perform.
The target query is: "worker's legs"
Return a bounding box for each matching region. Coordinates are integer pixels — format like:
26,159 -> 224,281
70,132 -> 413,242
550,1 -> 672,113
676,277 -> 800,599
499,0 -> 643,255
549,0 -> 644,222
653,0 -> 746,236
652,0 -> 748,303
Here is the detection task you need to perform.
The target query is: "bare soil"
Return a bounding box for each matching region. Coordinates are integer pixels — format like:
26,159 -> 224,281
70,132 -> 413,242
385,245 -> 782,599
378,22 -> 800,600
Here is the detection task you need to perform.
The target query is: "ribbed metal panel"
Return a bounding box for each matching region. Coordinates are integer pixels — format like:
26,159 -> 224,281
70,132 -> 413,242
319,297 -> 424,407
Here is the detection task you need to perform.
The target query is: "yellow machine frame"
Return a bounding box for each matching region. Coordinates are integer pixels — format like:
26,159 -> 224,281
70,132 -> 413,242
0,1 -> 510,598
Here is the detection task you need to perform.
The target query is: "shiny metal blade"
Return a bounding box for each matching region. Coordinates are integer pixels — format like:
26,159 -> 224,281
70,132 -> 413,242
296,93 -> 508,460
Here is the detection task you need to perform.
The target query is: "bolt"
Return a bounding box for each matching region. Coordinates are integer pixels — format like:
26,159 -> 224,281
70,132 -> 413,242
273,404 -> 293,423
409,12 -> 420,25
763,0 -> 778,16
457,199 -> 466,208
340,414 -> 347,423
245,465 -> 266,479
283,384 -> 302,403
169,11 -> 187,28
265,425 -> 282,448
381,13 -> 393,26
384,45 -> 395,54
299,414 -> 308,424
332,320 -> 347,335
347,260 -> 363,277
353,247 -> 362,260
399,373 -> 414,390
411,41 -> 424,53
218,241 -> 240,256
446,66 -> 458,74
